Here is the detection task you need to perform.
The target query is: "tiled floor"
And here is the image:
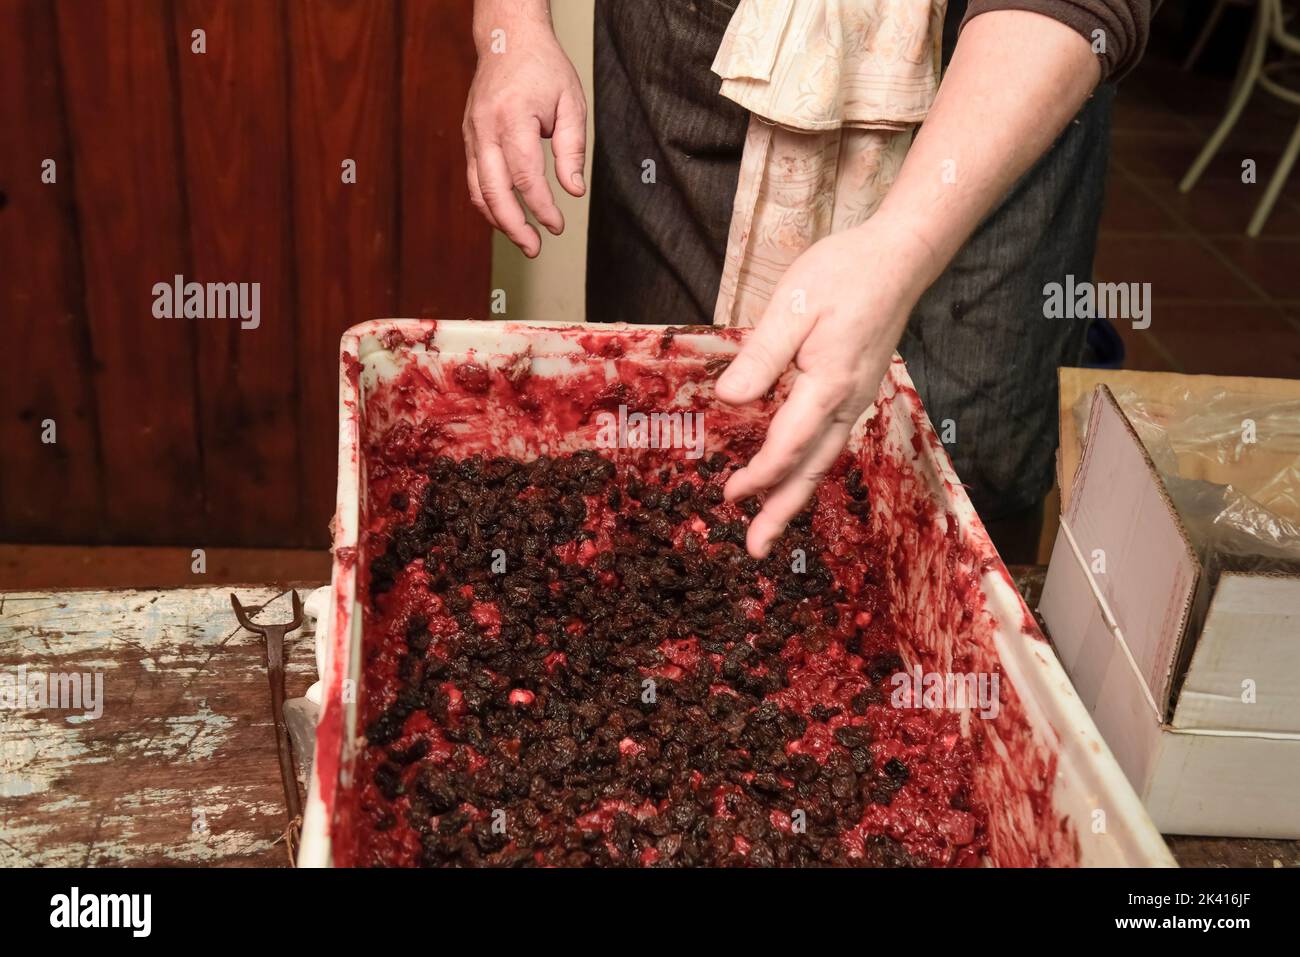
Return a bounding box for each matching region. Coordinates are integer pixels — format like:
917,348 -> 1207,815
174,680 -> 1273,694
1100,19 -> 1300,379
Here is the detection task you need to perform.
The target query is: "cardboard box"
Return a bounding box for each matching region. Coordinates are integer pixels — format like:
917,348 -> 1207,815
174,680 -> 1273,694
1041,369 -> 1300,838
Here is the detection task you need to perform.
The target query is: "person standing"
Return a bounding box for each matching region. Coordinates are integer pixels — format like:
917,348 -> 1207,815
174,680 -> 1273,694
462,0 -> 1151,560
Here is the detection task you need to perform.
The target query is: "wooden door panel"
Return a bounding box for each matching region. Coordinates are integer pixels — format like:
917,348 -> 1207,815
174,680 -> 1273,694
0,0 -> 105,543
399,0 -> 491,320
0,0 -> 490,548
176,0 -> 302,546
55,0 -> 206,543
288,0 -> 399,545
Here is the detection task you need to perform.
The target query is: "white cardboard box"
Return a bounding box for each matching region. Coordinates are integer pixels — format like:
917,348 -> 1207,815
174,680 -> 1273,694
1041,381 -> 1300,838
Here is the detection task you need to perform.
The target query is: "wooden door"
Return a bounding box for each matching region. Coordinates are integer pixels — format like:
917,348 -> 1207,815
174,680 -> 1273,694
0,0 -> 490,548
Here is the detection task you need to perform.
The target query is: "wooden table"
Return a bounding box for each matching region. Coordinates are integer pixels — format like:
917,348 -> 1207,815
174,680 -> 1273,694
1,577 -> 1295,868
0,586 -> 316,866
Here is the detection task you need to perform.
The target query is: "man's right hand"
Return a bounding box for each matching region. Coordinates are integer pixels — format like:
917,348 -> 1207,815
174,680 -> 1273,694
463,2 -> 587,258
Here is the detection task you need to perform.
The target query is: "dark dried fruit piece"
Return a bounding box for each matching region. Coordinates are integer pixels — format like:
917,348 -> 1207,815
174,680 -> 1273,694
358,447 -> 981,868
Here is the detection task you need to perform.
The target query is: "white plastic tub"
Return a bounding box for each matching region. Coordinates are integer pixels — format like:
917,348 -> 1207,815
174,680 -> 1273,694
299,319 -> 1175,867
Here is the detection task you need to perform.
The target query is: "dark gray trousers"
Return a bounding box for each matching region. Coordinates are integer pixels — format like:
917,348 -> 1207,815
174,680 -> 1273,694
587,0 -> 1114,522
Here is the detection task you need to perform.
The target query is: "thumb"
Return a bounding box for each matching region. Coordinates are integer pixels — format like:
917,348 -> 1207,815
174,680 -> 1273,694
552,88 -> 587,197
715,287 -> 815,404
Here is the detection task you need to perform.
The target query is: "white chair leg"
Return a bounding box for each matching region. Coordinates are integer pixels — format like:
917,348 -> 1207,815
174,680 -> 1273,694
1180,0 -> 1271,193
1184,0 -> 1232,72
1246,115 -> 1300,236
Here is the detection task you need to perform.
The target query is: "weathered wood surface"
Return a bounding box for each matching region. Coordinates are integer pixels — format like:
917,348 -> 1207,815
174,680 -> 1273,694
1,580 -> 1294,867
0,586 -> 318,866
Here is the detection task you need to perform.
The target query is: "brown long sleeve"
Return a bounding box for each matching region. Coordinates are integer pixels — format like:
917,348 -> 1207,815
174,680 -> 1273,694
961,0 -> 1155,82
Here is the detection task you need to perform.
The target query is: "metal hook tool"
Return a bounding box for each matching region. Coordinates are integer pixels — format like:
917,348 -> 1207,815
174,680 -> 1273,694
231,590 -> 304,863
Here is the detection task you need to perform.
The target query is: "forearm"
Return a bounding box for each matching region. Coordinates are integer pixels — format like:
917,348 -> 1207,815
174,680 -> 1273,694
869,10 -> 1101,303
472,0 -> 555,54
717,11 -> 1107,555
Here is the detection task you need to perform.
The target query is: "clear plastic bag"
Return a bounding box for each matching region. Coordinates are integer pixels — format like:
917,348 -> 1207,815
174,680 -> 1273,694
1075,387 -> 1300,581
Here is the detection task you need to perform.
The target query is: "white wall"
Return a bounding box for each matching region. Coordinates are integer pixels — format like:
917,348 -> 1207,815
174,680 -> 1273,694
489,0 -> 595,323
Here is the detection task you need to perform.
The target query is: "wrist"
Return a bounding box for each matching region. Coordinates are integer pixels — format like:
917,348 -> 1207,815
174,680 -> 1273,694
473,0 -> 555,55
850,211 -> 944,309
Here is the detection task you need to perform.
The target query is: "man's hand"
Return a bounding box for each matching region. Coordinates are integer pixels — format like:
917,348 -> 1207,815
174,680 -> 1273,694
715,220 -> 934,558
714,11 -> 1100,559
464,2 -> 586,258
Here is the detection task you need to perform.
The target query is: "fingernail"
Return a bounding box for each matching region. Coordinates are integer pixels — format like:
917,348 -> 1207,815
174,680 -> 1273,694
572,171 -> 585,190
723,474 -> 744,502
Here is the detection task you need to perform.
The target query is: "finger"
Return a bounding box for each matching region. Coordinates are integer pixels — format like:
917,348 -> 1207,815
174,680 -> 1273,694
715,288 -> 816,404
745,417 -> 856,558
501,121 -> 564,236
723,372 -> 840,502
477,142 -> 541,257
463,120 -> 502,230
465,155 -> 502,231
551,88 -> 587,197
